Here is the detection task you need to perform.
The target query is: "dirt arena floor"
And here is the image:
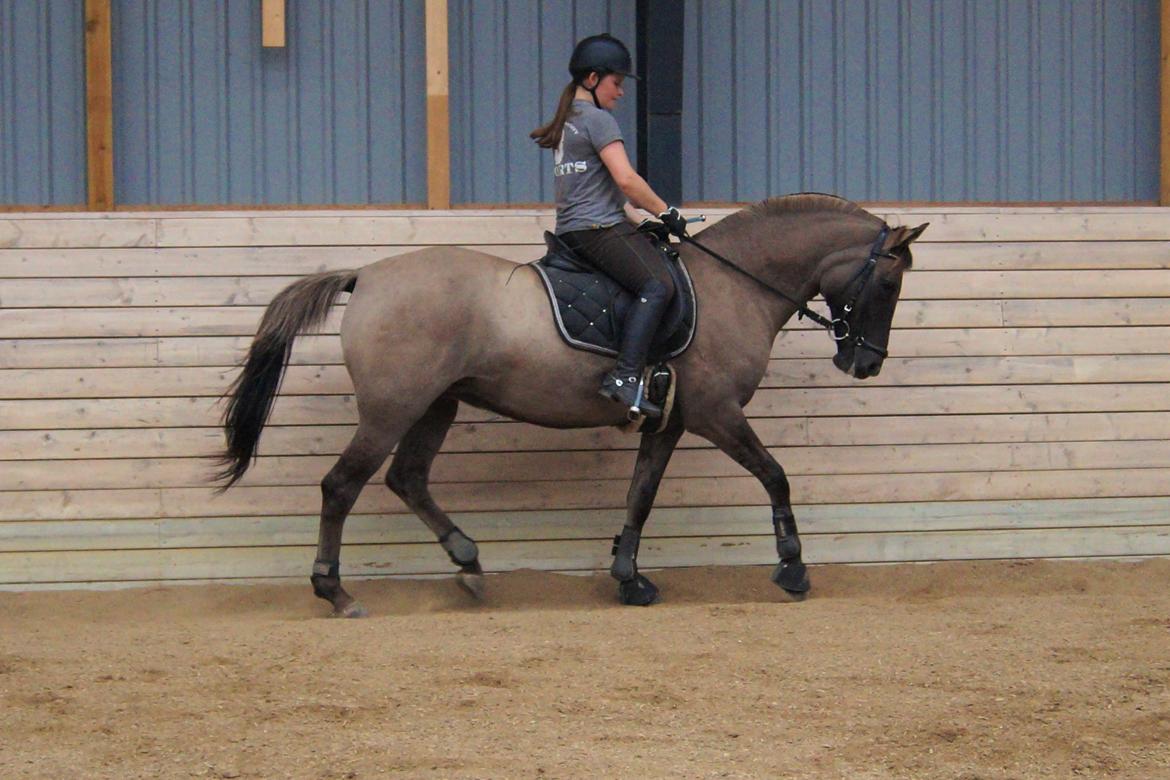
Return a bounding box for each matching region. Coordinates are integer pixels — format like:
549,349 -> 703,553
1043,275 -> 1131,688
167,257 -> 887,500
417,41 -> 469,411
1,559 -> 1168,779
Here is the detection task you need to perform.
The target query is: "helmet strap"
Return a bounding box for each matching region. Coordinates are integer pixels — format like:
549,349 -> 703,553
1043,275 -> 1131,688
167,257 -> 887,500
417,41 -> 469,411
582,71 -> 604,109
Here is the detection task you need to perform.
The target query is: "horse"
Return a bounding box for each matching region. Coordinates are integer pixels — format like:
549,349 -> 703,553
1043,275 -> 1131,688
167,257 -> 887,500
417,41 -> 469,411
215,193 -> 927,616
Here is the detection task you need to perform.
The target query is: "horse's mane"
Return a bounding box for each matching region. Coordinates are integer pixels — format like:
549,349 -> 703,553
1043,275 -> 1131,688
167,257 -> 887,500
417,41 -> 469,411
699,192 -> 881,239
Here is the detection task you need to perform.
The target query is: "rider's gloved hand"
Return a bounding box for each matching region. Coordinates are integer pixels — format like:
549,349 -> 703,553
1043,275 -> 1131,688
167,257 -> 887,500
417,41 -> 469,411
657,207 -> 689,239
637,218 -> 671,243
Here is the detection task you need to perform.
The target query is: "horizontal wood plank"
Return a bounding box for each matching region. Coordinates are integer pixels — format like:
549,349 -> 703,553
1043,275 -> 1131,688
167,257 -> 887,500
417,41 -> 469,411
6,355 -> 1169,400
0,298 -> 1008,338
5,326 -> 1170,369
3,468 -> 1169,521
5,209 -> 1170,250
143,210 -> 1170,246
4,241 -> 1168,281
2,525 -> 1167,584
6,383 -> 1170,431
6,269 -> 1170,308
5,497 -> 1168,552
0,217 -> 156,248
7,411 -> 1168,461
6,440 -> 1169,490
0,245 -> 536,277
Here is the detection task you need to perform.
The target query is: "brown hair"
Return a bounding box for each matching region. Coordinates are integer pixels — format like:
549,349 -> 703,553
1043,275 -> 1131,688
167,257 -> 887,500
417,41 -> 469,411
530,81 -> 578,149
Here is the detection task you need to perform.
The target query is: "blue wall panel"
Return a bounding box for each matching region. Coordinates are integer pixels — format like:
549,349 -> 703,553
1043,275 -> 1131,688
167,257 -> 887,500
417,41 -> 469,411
112,0 -> 426,205
4,1 -> 1159,208
683,0 -> 1160,203
449,0 -> 637,204
0,0 -> 86,206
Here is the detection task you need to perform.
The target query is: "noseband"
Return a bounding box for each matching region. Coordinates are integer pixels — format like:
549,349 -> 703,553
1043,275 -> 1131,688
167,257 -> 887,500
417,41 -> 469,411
680,223 -> 896,357
828,225 -> 897,360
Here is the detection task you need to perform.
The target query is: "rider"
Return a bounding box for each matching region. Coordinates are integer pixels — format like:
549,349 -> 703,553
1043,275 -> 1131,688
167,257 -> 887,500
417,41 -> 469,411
530,33 -> 691,417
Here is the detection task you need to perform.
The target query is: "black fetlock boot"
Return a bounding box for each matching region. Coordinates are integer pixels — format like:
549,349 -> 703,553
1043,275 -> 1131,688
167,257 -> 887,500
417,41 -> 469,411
600,280 -> 670,417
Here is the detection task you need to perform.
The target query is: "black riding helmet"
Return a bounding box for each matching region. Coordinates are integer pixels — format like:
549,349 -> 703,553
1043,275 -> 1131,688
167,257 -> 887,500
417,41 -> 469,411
569,34 -> 639,108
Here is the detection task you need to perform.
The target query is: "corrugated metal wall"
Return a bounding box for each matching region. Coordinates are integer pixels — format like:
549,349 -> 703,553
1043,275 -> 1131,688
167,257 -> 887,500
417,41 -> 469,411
1,1 -> 1161,207
449,0 -> 637,204
111,0 -> 426,206
0,0 -> 87,206
683,0 -> 1160,203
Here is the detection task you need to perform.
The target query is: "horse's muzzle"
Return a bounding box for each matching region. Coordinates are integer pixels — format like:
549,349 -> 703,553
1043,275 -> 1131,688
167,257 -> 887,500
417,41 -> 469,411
834,349 -> 883,379
853,361 -> 882,379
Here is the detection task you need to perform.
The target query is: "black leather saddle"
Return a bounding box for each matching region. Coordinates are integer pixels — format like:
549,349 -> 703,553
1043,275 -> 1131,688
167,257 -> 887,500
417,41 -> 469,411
530,230 -> 697,362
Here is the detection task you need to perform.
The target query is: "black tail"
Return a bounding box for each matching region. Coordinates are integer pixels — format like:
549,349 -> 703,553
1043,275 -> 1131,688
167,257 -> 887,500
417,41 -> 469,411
213,270 -> 358,489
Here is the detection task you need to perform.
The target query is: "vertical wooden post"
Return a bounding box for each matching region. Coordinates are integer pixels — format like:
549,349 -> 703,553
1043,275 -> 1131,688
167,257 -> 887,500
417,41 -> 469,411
1162,0 -> 1170,204
262,0 -> 286,48
425,0 -> 451,209
84,0 -> 114,210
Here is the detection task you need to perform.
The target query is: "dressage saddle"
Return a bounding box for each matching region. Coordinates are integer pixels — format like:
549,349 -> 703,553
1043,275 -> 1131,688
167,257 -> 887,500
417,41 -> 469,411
530,229 -> 697,363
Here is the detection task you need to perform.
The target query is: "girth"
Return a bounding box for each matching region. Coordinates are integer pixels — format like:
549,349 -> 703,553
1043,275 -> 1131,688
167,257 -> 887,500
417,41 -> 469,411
530,231 -> 697,362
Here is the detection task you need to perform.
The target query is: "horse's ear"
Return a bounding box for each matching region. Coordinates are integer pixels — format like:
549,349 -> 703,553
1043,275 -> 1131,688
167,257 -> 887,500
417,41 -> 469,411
903,222 -> 929,245
882,223 -> 929,252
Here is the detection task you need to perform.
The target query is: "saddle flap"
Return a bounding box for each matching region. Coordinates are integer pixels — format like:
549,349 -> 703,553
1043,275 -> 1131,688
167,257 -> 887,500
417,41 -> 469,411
532,238 -> 697,363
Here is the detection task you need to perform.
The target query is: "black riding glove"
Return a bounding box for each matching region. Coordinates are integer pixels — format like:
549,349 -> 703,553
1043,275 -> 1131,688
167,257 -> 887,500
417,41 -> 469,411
657,207 -> 689,239
636,218 -> 672,243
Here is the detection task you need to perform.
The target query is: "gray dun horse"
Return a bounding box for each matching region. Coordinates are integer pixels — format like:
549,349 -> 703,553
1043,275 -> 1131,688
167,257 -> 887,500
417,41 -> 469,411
215,194 -> 927,616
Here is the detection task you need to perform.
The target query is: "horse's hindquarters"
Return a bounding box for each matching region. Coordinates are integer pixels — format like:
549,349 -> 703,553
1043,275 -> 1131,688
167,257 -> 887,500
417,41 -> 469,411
341,249 -> 628,429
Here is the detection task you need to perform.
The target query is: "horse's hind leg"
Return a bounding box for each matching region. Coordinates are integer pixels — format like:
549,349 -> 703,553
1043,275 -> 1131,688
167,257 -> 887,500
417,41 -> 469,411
312,420 -> 399,618
611,415 -> 685,606
384,396 -> 484,598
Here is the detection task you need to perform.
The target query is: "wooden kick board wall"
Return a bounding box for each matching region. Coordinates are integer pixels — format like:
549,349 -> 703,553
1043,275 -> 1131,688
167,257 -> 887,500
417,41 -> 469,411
1,207 -> 1169,588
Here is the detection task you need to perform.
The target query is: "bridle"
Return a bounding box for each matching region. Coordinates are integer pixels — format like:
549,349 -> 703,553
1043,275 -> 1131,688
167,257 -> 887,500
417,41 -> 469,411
826,225 -> 898,360
679,223 -> 898,358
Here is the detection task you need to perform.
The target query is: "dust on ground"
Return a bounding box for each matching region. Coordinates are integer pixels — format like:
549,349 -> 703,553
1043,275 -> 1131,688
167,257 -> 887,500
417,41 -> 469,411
2,559 -> 1168,779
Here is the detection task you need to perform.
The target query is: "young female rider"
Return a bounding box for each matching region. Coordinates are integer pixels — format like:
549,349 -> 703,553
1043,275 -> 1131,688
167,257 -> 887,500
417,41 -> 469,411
531,33 -> 692,417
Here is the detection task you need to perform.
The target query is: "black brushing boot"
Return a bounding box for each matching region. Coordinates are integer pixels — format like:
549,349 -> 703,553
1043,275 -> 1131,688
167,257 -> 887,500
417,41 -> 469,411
600,279 -> 669,417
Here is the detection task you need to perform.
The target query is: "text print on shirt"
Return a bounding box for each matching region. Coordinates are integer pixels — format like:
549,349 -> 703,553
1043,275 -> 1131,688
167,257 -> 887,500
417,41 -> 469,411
553,123 -> 588,177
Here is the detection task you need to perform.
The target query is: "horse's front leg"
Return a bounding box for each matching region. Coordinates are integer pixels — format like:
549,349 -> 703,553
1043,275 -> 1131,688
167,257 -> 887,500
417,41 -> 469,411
693,404 -> 810,599
611,416 -> 685,605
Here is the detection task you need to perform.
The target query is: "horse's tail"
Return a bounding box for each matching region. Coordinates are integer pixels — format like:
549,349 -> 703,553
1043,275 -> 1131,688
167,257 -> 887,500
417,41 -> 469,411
214,269 -> 358,490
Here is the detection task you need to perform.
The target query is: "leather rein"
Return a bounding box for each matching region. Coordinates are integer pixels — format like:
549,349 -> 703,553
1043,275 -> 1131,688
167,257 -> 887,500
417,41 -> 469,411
678,224 -> 896,359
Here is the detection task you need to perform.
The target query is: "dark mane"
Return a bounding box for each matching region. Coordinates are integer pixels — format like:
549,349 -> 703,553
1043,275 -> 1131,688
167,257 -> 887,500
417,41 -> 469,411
700,192 -> 881,239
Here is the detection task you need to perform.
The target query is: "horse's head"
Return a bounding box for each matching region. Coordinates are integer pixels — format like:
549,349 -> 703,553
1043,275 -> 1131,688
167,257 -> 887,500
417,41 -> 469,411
819,223 -> 928,379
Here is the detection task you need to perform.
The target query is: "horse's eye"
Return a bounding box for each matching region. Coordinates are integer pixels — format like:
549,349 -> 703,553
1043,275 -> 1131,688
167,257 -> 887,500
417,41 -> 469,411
879,279 -> 899,294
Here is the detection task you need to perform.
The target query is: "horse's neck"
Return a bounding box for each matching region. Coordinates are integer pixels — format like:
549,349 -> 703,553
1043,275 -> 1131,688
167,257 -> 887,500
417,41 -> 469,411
689,214 -> 847,330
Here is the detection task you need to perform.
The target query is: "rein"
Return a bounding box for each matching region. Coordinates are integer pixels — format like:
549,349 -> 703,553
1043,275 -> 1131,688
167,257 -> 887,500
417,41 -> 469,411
678,224 -> 895,356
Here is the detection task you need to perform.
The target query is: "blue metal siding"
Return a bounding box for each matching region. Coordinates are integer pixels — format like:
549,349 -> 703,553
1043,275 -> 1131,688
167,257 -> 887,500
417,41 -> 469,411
449,0 -> 637,204
0,0 -> 86,206
684,0 -> 1160,203
112,0 -> 426,205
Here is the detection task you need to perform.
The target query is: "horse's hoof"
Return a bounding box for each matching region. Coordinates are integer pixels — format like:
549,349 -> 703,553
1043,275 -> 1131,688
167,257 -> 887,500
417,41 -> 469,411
330,601 -> 368,618
776,587 -> 808,603
618,574 -> 659,606
457,570 -> 485,600
771,560 -> 810,598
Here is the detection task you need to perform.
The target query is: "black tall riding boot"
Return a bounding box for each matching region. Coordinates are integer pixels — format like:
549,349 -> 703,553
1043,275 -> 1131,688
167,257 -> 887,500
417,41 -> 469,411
600,279 -> 670,417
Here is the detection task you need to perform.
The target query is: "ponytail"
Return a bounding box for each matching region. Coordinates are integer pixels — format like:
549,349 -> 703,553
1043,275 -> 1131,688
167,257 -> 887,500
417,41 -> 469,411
530,81 -> 578,149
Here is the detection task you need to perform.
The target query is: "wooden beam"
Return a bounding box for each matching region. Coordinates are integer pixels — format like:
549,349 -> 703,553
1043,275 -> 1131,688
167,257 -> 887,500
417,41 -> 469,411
261,0 -> 286,48
84,0 -> 114,210
425,0 -> 451,209
1162,0 -> 1170,204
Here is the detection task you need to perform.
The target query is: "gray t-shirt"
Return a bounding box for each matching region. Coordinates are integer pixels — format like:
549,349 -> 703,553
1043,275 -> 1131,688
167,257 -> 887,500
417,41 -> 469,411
553,100 -> 627,234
